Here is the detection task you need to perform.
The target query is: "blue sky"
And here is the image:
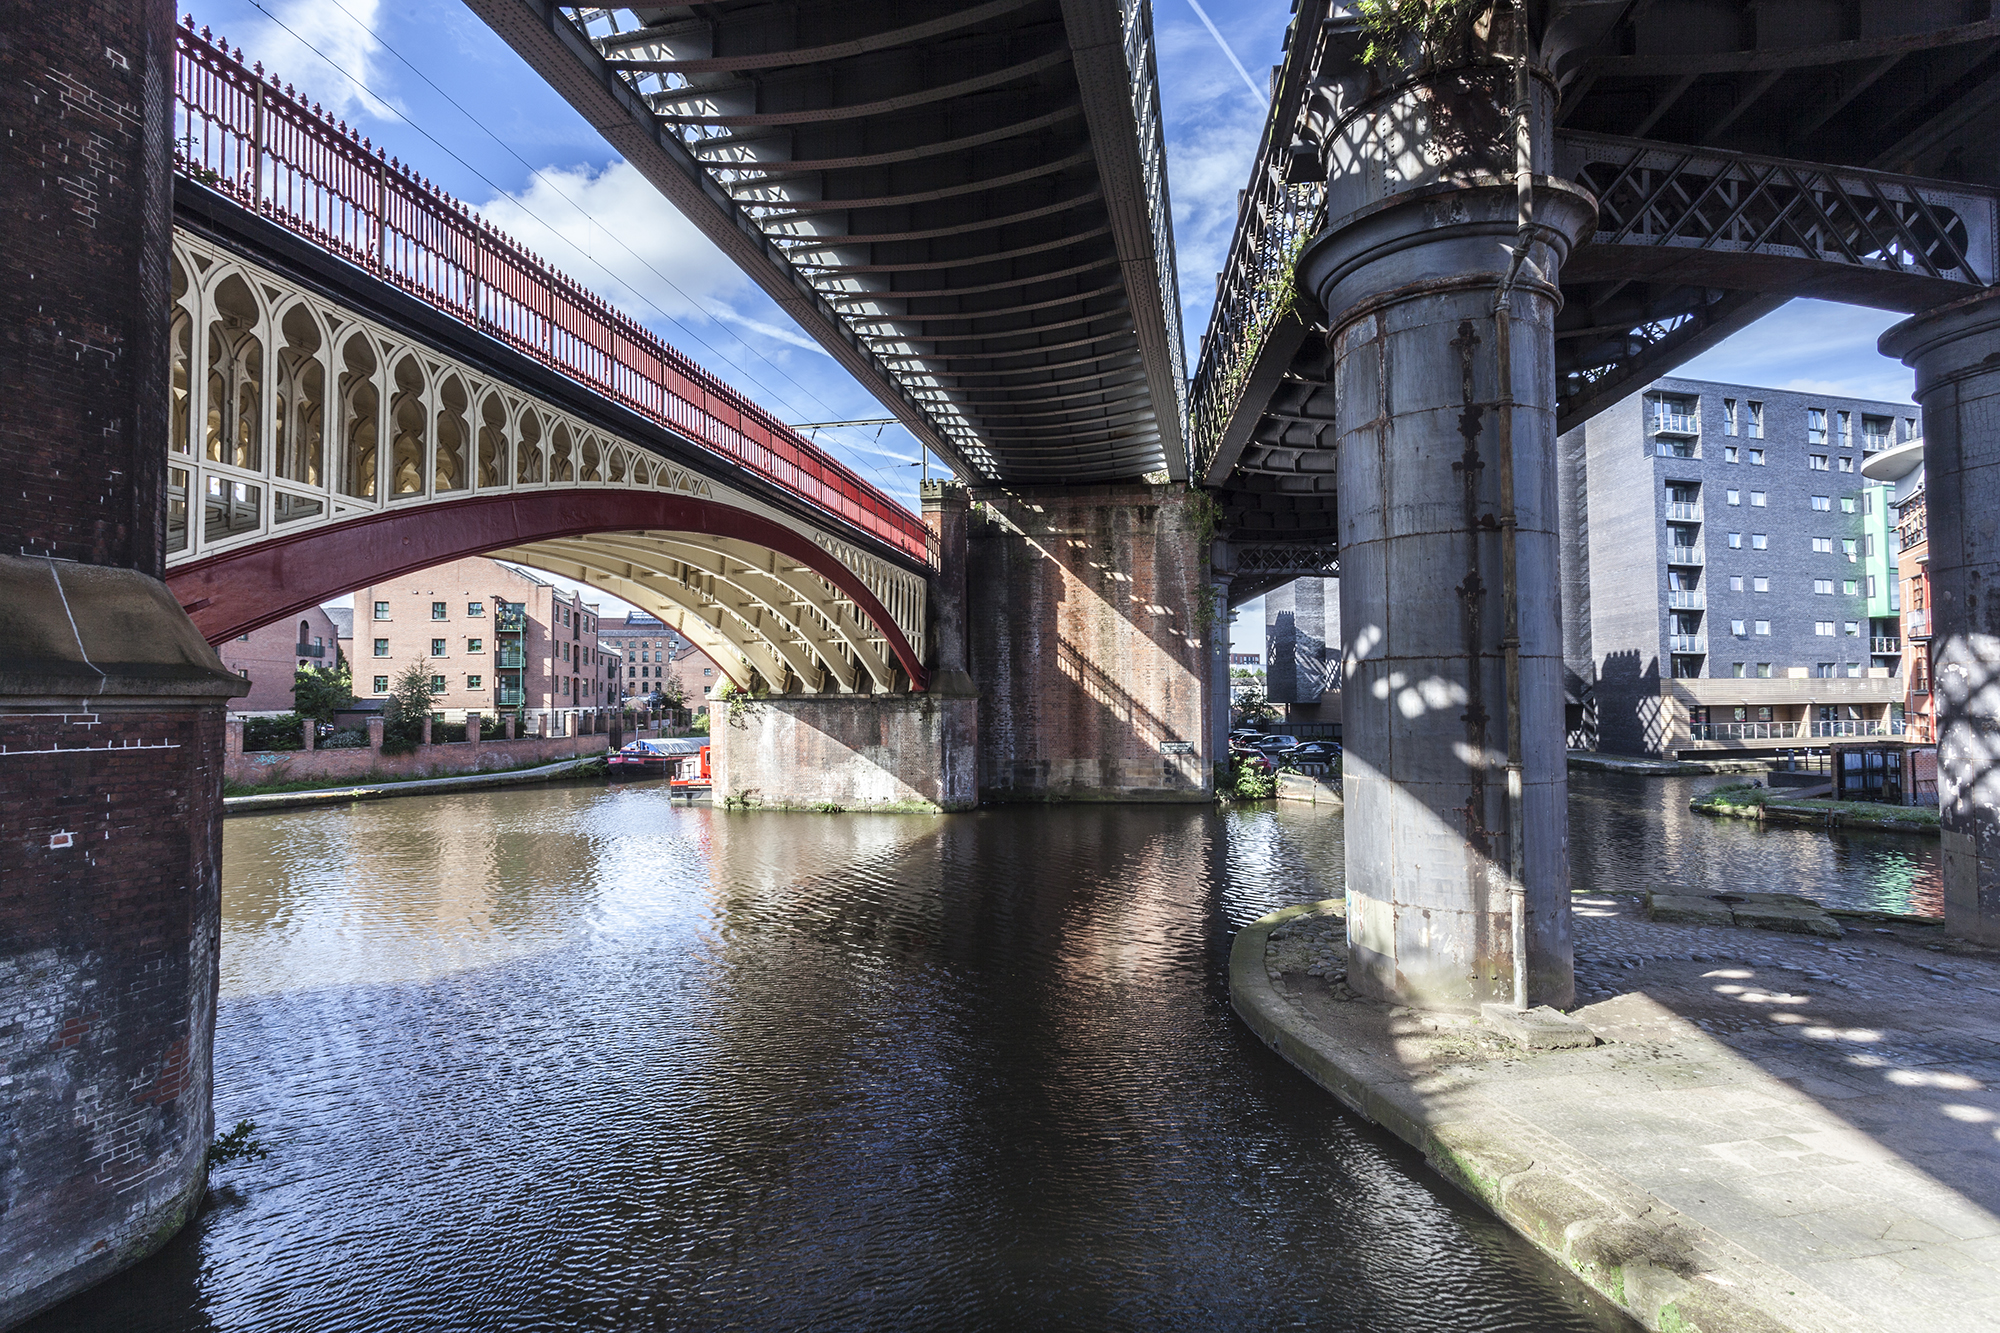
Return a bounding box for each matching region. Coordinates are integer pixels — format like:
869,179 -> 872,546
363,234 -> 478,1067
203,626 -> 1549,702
189,2 -> 1916,640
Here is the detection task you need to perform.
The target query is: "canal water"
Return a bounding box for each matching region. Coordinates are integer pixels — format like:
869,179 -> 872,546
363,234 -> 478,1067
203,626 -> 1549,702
34,773 -> 1938,1332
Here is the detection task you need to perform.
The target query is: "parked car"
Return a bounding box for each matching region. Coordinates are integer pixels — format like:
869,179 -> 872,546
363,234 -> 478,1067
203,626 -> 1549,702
1251,734 -> 1301,755
1278,741 -> 1340,768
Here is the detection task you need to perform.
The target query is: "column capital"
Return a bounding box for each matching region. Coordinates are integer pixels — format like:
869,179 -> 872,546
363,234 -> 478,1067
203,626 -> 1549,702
1880,286 -> 2000,388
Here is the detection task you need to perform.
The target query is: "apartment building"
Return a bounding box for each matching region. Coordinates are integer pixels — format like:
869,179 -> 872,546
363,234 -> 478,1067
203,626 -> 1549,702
1265,576 -> 1342,727
600,613 -> 724,706
356,557 -> 610,723
218,604 -> 343,713
1561,376 -> 1919,757
1861,437 -> 1935,742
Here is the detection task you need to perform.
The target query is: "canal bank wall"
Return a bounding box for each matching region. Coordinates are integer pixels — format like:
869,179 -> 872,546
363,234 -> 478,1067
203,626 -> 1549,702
1232,900 -> 2000,1333
225,732 -> 607,789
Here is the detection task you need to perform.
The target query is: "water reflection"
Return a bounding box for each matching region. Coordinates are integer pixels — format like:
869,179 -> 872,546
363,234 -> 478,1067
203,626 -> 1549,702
33,788 -> 1619,1333
1569,772 -> 1942,916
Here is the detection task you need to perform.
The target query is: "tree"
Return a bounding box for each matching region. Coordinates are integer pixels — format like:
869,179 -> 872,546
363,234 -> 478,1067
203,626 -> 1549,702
658,671 -> 688,709
381,658 -> 438,755
1233,684 -> 1280,727
293,662 -> 353,723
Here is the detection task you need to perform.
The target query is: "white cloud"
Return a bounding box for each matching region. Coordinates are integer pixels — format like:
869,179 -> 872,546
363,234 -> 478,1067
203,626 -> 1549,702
1675,300 -> 1916,404
240,0 -> 399,123
474,159 -> 752,326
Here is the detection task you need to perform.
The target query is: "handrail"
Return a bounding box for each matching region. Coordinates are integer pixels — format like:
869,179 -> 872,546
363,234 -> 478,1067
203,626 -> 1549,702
171,20 -> 928,564
1184,0 -> 1332,479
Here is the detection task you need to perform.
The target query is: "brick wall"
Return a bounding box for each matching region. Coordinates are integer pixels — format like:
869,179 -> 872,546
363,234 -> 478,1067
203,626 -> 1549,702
965,485 -> 1211,800
0,0 -> 173,571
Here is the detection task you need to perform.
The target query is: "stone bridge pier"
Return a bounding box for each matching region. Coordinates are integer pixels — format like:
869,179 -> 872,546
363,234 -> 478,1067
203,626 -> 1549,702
1297,49 -> 1594,1010
1883,289 -> 2000,947
713,481 -> 1215,810
1,2 -> 248,1325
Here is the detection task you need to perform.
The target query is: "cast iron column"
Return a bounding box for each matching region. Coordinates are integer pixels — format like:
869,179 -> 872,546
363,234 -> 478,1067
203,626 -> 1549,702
1296,50 -> 1594,1009
1883,289 -> 2000,946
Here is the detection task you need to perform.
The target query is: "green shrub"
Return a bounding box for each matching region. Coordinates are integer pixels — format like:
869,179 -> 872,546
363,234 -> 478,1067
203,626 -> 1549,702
320,727 -> 368,749
243,714 -> 305,752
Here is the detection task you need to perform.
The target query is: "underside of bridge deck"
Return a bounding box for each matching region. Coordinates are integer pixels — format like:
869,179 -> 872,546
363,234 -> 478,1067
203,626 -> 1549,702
470,0 -> 1188,486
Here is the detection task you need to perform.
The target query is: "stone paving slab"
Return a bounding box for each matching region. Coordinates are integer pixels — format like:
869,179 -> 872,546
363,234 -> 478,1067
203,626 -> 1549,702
1231,897 -> 2000,1333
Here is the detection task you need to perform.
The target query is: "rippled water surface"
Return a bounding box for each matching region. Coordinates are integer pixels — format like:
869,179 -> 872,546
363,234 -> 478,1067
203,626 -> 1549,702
37,784 -> 1631,1333
1570,771 -> 1943,917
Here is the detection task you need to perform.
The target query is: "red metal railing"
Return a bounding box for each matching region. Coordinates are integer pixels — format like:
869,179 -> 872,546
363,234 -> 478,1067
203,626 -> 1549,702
172,19 -> 929,563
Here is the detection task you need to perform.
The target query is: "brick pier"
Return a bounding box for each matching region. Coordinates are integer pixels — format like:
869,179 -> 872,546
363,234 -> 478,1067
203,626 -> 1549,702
0,2 -> 247,1324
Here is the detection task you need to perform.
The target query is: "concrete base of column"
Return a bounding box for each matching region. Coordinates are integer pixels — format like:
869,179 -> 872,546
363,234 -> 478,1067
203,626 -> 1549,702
711,691 -> 979,812
965,484 -> 1213,802
1883,288 -> 2000,946
0,557 -> 246,1328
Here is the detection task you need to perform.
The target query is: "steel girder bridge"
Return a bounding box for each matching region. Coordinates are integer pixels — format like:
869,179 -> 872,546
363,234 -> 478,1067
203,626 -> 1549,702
1191,0 -> 1998,559
467,0 -> 1190,486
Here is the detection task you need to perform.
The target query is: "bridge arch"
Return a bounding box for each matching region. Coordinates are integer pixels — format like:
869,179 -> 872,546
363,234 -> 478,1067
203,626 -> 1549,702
166,489 -> 929,693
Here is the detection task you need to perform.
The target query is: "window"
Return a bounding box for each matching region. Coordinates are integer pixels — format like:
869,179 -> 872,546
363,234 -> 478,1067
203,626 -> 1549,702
1656,438 -> 1697,458
1725,446 -> 1740,463
1814,579 -> 1834,595
703,668 -> 713,677
1731,662 -> 1746,678
1865,534 -> 1876,557
468,601 -> 484,617
1731,619 -> 1747,636
562,677 -> 570,696
1749,448 -> 1765,465
374,601 -> 390,619
628,665 -> 637,678
1751,491 -> 1767,506
1727,532 -> 1743,549
1838,410 -> 1851,447
1838,456 -> 1854,473
371,675 -> 387,692
1809,454 -> 1829,471
1812,537 -> 1834,553
1753,577 -> 1770,592
431,601 -> 447,620
1752,534 -> 1768,550
1842,539 -> 1858,560
1729,575 -> 1744,591
1808,408 -> 1827,444
430,674 -> 447,691
1843,580 -> 1858,597
373,638 -> 389,656
467,674 -> 482,690
1667,482 -> 1699,504
562,641 -> 571,662
1755,621 -> 1771,636
1723,399 -> 1738,435
1815,621 -> 1836,636
1861,414 -> 1892,451
1810,495 -> 1831,511
562,607 -> 571,626
1756,663 -> 1772,678
1845,621 -> 1860,637
1840,495 -> 1856,513
468,637 -> 483,653
1747,402 -> 1764,438
1846,662 -> 1862,677
703,685 -> 713,695
431,638 -> 447,656
1726,488 -> 1741,505
1868,576 -> 1878,598
1812,662 -> 1833,678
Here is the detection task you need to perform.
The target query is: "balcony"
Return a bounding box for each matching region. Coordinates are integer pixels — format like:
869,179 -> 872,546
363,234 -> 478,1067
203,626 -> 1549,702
1870,637 -> 1901,655
1809,719 -> 1898,738
1688,721 -> 1804,741
495,686 -> 525,707
495,606 -> 528,633
1651,413 -> 1699,436
1665,501 -> 1702,521
1669,634 -> 1705,653
1667,590 -> 1704,610
1906,611 -> 1930,639
295,642 -> 325,659
494,646 -> 526,669
1667,546 -> 1704,566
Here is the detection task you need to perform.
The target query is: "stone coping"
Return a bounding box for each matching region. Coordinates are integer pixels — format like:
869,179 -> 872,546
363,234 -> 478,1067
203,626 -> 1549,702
1230,900 -> 2000,1332
223,756 -> 607,813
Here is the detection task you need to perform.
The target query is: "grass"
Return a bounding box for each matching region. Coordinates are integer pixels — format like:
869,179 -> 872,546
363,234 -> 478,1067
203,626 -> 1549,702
224,754 -> 604,798
1692,782 -> 1941,832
